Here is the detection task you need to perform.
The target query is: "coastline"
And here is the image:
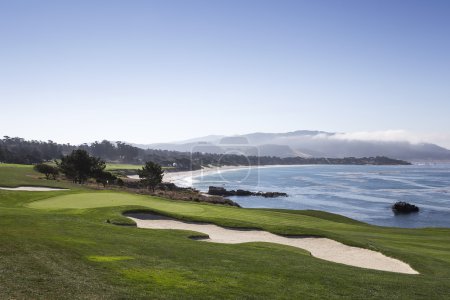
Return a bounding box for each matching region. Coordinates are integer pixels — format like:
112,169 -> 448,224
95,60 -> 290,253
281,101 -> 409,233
163,165 -> 251,187
128,165 -> 301,187
161,164 -> 314,187
128,163 -> 418,188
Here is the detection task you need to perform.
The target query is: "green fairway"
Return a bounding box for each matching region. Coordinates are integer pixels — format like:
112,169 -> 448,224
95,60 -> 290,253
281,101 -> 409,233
28,192 -> 370,232
0,163 -> 81,189
105,163 -> 144,171
2,164 -> 450,299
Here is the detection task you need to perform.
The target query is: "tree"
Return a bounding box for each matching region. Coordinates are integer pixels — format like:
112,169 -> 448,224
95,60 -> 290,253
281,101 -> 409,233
0,146 -> 5,162
117,141 -> 139,162
34,163 -> 59,180
138,161 -> 164,191
57,150 -> 106,184
93,170 -> 117,187
91,140 -> 118,160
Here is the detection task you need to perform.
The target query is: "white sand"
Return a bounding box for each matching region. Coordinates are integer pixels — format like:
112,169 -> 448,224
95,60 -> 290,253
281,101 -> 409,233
0,186 -> 68,191
164,166 -> 251,186
127,213 -> 419,274
127,164 -> 326,187
128,165 -> 251,187
128,165 -> 316,188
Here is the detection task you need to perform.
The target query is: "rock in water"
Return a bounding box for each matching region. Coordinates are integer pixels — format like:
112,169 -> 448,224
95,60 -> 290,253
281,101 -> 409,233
392,201 -> 419,214
208,186 -> 233,196
208,186 -> 287,198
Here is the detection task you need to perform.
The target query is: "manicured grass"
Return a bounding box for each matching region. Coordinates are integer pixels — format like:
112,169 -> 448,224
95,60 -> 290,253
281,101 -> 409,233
27,192 -> 450,272
28,192 -> 368,236
1,165 -> 450,299
105,163 -> 144,171
0,163 -> 81,189
87,255 -> 135,262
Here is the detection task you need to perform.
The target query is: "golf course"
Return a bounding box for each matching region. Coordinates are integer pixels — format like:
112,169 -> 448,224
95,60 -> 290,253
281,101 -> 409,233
1,163 -> 450,299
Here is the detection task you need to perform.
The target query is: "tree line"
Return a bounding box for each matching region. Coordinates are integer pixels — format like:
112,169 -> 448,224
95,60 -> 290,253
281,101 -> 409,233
0,137 -> 141,164
34,149 -> 163,191
0,136 -> 410,168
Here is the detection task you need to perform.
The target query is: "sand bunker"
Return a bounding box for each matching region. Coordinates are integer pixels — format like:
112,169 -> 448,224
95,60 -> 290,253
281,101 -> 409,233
0,186 -> 68,191
127,213 -> 418,274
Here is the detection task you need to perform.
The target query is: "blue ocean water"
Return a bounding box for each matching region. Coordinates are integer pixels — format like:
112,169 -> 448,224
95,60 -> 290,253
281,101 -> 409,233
191,164 -> 450,228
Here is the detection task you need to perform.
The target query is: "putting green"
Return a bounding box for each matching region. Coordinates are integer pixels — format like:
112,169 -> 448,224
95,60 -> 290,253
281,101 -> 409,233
27,192 -> 364,233
28,192 -> 206,214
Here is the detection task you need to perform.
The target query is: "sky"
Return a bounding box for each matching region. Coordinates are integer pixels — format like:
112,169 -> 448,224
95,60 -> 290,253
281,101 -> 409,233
1,0 -> 450,147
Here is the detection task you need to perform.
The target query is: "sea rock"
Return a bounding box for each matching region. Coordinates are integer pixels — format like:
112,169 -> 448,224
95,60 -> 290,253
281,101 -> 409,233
208,186 -> 234,196
208,186 -> 287,198
392,201 -> 419,214
236,189 -> 253,196
254,191 -> 288,198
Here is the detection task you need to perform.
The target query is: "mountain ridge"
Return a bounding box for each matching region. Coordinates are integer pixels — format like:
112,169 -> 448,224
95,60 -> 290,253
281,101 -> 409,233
131,130 -> 450,161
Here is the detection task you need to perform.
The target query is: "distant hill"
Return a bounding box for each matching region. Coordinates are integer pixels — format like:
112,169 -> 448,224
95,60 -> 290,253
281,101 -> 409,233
1,136 -> 410,169
134,130 -> 450,161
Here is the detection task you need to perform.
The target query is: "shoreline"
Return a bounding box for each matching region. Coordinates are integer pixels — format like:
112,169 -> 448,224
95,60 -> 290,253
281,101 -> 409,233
127,165 -> 247,186
128,164 -> 311,187
163,165 -> 250,187
163,164 -> 371,187
127,163 -> 420,188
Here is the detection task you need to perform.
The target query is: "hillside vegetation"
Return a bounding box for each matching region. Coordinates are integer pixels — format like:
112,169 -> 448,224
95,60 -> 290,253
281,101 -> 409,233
1,137 -> 410,171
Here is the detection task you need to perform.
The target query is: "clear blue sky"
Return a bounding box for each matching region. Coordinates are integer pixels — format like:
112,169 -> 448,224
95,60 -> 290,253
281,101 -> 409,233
1,0 -> 449,146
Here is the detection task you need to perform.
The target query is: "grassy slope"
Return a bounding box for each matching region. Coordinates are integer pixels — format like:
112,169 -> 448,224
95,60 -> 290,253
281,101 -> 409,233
0,164 -> 84,189
105,163 -> 144,171
1,165 -> 450,299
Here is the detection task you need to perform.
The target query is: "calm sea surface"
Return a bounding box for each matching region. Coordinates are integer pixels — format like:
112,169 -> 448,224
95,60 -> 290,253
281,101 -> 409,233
191,164 -> 450,228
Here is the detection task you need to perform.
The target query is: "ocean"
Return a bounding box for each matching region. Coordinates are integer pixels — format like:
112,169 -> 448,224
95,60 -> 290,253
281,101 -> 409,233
190,164 -> 450,228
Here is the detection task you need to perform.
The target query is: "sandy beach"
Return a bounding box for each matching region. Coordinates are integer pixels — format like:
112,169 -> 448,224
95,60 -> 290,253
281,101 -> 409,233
127,212 -> 419,274
164,165 -> 252,186
128,165 -> 253,187
128,164 -> 307,187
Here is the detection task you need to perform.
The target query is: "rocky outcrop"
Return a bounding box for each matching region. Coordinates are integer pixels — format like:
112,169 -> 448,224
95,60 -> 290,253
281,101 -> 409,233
254,191 -> 288,198
392,201 -> 419,214
208,186 -> 287,198
118,180 -> 240,207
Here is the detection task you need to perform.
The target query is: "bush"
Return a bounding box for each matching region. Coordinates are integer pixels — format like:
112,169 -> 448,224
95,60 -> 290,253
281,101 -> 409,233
116,178 -> 124,187
34,163 -> 59,180
93,170 -> 117,187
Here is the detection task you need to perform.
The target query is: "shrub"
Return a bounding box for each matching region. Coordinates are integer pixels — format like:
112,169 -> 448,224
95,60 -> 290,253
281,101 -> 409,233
34,163 -> 59,180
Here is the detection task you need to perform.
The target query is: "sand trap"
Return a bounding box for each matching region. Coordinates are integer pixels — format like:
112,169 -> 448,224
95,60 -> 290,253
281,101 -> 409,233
126,213 -> 418,274
0,186 -> 68,191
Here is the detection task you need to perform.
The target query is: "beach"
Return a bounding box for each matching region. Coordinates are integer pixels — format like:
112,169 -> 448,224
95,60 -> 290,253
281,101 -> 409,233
128,164 -> 313,187
128,165 -> 253,187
